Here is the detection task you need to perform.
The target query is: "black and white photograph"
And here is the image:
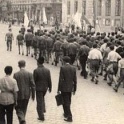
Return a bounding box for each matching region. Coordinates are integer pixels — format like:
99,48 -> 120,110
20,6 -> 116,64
0,0 -> 124,124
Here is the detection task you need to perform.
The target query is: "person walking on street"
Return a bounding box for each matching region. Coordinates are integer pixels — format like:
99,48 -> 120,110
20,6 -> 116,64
14,60 -> 35,124
0,66 -> 18,124
52,37 -> 63,66
46,34 -> 54,63
5,28 -> 14,51
78,41 -> 90,79
16,31 -> 24,55
24,29 -> 34,56
57,56 -> 77,122
33,57 -> 52,121
113,52 -> 124,92
88,43 -> 103,84
31,32 -> 39,59
20,25 -> 25,36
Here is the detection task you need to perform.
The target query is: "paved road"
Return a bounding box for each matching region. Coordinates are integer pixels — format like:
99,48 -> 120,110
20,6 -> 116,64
0,23 -> 124,124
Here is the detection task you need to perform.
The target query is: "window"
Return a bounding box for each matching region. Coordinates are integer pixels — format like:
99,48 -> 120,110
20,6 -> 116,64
82,0 -> 86,15
105,18 -> 111,26
67,1 -> 70,15
97,0 -> 102,16
74,0 -> 78,14
115,0 -> 121,16
105,0 -> 111,16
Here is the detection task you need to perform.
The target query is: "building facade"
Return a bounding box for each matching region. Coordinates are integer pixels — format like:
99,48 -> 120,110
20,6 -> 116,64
95,0 -> 124,32
62,0 -> 94,26
1,0 -> 62,24
62,0 -> 124,32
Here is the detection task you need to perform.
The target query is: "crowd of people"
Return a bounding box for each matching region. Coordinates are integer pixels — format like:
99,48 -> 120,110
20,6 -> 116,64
1,23 -> 124,124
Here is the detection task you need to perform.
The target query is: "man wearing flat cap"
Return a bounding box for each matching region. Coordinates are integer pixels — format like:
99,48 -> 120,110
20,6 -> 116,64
33,57 -> 52,121
14,60 -> 35,124
57,56 -> 77,122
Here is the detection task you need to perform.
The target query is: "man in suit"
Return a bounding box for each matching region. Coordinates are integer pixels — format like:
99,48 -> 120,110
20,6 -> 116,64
33,57 -> 52,121
57,56 -> 77,122
13,60 -> 35,124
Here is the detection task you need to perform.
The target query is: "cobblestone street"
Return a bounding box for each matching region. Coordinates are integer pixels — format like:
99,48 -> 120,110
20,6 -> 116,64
0,24 -> 124,124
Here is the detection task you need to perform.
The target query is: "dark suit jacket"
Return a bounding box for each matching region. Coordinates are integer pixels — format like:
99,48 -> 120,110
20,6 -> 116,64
13,69 -> 35,100
33,65 -> 52,92
58,64 -> 77,92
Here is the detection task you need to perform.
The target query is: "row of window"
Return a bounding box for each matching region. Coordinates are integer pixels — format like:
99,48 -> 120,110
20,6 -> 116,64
67,0 -> 78,15
67,0 -> 121,17
9,0 -> 62,4
97,0 -> 121,16
98,18 -> 121,27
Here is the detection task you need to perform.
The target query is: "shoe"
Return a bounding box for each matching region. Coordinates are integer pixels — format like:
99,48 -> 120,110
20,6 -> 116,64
99,72 -> 102,76
84,76 -> 87,79
103,78 -> 107,81
52,62 -> 54,65
107,82 -> 112,86
37,117 -> 45,121
113,87 -> 118,92
95,79 -> 99,84
64,118 -> 73,122
77,66 -> 80,70
91,78 -> 94,82
22,53 -> 24,55
20,120 -> 26,124
63,113 -> 68,118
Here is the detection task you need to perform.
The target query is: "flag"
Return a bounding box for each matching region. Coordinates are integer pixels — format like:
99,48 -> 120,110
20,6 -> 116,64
24,11 -> 29,28
73,12 -> 82,28
43,7 -> 47,24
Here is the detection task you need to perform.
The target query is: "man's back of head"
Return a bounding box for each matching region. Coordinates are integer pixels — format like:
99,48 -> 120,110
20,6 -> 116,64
18,60 -> 26,68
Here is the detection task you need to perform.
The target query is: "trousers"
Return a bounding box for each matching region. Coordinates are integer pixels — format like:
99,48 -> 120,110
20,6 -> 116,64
15,99 -> 29,124
61,92 -> 72,118
79,54 -> 88,78
0,104 -> 14,124
36,91 -> 46,119
7,40 -> 12,51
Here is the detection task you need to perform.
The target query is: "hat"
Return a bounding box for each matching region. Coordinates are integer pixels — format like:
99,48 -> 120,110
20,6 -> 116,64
63,56 -> 71,63
37,57 -> 44,64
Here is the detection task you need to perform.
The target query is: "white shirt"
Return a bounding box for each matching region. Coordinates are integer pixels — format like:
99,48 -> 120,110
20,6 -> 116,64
118,58 -> 124,68
100,43 -> 107,53
107,51 -> 121,62
88,48 -> 103,60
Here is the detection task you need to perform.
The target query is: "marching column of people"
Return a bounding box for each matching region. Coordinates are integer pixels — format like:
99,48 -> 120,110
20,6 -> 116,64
8,26 -> 124,93
2,24 -> 124,123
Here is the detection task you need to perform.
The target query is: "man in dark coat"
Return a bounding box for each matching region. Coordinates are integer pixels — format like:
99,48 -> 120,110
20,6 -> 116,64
38,33 -> 46,59
32,32 -> 39,59
46,34 -> 54,63
13,60 -> 35,124
67,40 -> 78,65
24,29 -> 34,56
20,25 -> 25,35
52,37 -> 63,66
16,30 -> 24,55
78,40 -> 90,79
33,57 -> 52,121
57,56 -> 77,122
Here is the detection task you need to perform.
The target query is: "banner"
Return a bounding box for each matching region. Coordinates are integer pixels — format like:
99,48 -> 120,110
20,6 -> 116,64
73,12 -> 82,28
24,11 -> 29,28
43,7 -> 47,24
